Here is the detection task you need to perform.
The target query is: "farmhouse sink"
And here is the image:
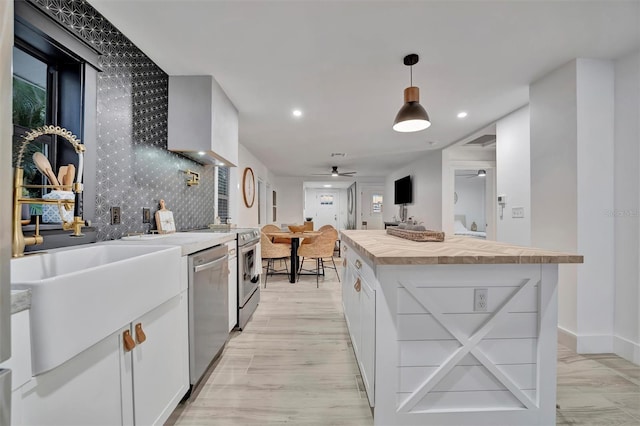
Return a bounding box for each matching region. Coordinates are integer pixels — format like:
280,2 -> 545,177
11,243 -> 182,375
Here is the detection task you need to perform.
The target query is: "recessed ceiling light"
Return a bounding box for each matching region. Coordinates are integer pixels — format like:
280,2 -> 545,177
323,184 -> 332,188
457,112 -> 468,119
292,109 -> 302,117
198,151 -> 205,156
218,162 -> 225,166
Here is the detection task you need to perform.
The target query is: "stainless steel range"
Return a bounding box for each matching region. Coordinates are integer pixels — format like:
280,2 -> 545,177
200,228 -> 261,330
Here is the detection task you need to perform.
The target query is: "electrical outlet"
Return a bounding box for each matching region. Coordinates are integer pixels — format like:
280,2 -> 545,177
474,288 -> 488,312
142,208 -> 151,223
512,207 -> 525,218
110,206 -> 121,225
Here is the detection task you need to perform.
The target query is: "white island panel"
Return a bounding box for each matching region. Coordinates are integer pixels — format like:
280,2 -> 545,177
340,231 -> 576,426
373,263 -> 557,425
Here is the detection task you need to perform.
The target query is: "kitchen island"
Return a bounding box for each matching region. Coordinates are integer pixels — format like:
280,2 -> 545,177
340,230 -> 583,426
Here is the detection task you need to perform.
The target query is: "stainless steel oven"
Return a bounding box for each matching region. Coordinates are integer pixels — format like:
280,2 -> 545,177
237,230 -> 260,330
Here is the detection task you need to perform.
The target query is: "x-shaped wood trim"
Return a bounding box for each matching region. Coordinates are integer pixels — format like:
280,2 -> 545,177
397,278 -> 539,413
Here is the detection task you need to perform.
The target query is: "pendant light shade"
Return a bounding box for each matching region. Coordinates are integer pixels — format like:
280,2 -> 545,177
393,54 -> 431,133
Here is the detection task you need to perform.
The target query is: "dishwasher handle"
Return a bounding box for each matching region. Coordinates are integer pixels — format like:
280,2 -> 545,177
194,255 -> 227,273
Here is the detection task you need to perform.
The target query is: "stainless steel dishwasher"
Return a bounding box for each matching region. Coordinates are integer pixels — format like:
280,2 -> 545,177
188,244 -> 228,388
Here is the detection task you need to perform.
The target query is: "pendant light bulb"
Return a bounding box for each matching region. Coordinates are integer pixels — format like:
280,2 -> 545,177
393,54 -> 431,133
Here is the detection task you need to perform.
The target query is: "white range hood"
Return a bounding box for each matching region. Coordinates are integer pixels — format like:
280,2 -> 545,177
168,75 -> 239,167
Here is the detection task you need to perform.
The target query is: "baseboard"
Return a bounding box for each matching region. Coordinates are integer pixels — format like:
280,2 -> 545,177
558,327 -> 640,365
613,335 -> 640,365
557,326 -> 577,351
576,334 -> 614,354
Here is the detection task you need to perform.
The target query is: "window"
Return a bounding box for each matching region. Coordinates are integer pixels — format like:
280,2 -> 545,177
12,47 -> 49,197
320,194 -> 334,205
217,166 -> 230,221
12,35 -> 84,198
372,194 -> 383,214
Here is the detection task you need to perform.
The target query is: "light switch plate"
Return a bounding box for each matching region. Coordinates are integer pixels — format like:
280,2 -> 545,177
512,207 -> 525,218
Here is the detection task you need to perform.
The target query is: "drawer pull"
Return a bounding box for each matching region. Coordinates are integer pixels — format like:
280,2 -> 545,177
354,277 -> 361,293
343,258 -> 347,267
355,259 -> 362,270
123,330 -> 136,352
135,323 -> 147,344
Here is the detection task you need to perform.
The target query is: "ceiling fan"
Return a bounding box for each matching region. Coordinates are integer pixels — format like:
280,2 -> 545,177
457,170 -> 487,179
312,166 -> 357,177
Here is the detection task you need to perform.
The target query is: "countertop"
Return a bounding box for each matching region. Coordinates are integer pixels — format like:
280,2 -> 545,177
340,230 -> 584,265
109,231 -> 236,256
11,289 -> 31,314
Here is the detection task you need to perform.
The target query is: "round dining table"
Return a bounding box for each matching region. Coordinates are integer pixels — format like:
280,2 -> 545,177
264,231 -> 322,283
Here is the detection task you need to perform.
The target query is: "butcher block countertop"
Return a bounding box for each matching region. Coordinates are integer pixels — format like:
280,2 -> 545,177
340,230 -> 584,266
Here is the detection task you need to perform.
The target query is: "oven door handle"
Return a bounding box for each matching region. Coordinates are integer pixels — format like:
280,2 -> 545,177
240,243 -> 258,255
194,256 -> 227,273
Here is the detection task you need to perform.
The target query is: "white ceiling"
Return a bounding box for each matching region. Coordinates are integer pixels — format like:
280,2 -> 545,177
89,0 -> 640,178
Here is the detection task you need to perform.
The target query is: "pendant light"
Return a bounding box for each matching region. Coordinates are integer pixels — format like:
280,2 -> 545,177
393,53 -> 431,132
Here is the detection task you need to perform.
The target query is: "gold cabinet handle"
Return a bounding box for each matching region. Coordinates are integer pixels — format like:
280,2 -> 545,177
123,330 -> 136,352
355,259 -> 362,270
354,277 -> 361,293
135,323 -> 147,344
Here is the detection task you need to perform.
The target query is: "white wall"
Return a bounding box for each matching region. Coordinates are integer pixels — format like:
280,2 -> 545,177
385,151 -> 442,230
454,175 -> 486,231
0,0 -> 14,363
613,50 -> 640,364
233,144 -> 276,227
272,177 -> 304,226
496,106 -> 531,246
531,58 -> 616,355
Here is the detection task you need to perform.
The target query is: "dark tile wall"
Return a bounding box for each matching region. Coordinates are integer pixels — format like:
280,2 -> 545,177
28,0 -> 215,240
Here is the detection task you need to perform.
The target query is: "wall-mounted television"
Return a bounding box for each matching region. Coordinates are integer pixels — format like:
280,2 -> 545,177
394,175 -> 412,205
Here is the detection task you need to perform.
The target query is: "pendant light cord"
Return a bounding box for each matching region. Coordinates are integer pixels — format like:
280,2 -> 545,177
410,65 -> 413,86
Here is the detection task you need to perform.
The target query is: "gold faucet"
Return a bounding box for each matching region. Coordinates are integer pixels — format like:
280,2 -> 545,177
13,126 -> 86,257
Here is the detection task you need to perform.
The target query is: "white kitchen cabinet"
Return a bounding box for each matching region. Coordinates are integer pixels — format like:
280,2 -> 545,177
21,292 -> 188,426
342,246 -> 376,407
168,75 -> 239,166
228,241 -> 238,331
0,309 -> 33,426
130,291 -> 189,425
359,274 -> 376,407
22,326 -> 126,426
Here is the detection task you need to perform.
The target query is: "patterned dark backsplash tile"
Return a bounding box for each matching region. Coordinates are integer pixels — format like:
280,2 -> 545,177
29,0 -> 215,240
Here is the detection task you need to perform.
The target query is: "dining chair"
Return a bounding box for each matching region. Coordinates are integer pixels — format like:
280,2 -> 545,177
261,224 -> 291,245
316,224 -> 340,255
260,232 -> 290,287
297,228 -> 340,287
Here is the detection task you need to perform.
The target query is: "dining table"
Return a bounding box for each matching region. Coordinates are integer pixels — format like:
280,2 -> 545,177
265,231 -> 322,283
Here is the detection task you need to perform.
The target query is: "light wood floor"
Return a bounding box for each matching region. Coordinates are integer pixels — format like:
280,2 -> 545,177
168,259 -> 640,426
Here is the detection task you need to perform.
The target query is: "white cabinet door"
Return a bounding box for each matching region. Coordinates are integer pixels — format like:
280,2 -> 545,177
228,253 -> 238,331
22,328 -> 129,426
349,274 -> 362,356
360,275 -> 376,407
131,292 -> 189,426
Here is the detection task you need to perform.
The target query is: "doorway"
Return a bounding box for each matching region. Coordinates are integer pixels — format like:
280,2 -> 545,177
304,188 -> 340,229
454,170 -> 488,238
442,162 -> 496,240
359,185 -> 385,230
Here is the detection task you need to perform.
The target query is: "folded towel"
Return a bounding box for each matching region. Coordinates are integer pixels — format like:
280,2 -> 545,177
252,242 -> 262,277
